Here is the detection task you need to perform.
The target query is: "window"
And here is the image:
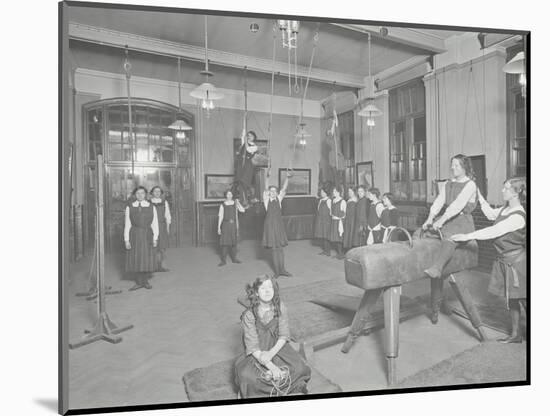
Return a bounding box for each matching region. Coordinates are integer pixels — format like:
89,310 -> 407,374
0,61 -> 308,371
506,45 -> 527,177
86,99 -> 192,165
389,80 -> 427,201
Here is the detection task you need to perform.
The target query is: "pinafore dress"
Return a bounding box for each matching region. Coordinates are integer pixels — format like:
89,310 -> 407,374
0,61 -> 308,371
125,203 -> 157,273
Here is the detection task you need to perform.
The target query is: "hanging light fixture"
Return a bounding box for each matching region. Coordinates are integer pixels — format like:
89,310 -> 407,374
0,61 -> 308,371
503,50 -> 526,97
357,33 -> 383,127
295,122 -> 311,147
277,20 -> 299,49
190,15 -> 224,116
169,57 -> 192,143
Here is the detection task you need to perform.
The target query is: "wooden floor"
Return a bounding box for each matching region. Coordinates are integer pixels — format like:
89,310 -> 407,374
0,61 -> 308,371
66,239 -> 518,410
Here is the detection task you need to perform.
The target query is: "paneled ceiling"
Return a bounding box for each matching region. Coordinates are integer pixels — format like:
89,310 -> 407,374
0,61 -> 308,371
67,6 -> 470,99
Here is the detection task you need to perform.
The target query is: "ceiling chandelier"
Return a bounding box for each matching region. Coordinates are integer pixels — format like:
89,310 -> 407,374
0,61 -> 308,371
190,15 -> 224,116
357,33 -> 383,127
169,57 -> 193,143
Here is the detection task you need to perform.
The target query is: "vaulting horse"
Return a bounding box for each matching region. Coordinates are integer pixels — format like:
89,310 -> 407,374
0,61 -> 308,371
341,228 -> 486,385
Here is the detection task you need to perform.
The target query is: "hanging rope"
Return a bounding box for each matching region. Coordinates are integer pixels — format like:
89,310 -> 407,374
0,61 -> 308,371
289,26 -> 319,173
123,46 -> 135,176
460,61 -> 484,153
267,23 -> 277,177
242,66 -> 248,168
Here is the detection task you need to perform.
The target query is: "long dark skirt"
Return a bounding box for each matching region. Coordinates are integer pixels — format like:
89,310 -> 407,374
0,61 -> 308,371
488,251 -> 527,300
234,319 -> 310,398
126,227 -> 156,273
220,221 -> 238,246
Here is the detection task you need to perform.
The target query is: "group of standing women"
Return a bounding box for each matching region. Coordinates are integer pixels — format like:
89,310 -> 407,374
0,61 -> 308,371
123,185 -> 171,291
314,184 -> 399,259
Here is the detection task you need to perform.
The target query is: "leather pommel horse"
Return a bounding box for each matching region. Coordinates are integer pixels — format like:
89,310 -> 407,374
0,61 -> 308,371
342,228 -> 487,386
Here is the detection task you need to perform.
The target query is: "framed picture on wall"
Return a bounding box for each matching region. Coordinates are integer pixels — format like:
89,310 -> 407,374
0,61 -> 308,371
233,138 -> 270,168
279,168 -> 311,195
356,161 -> 374,189
204,174 -> 234,199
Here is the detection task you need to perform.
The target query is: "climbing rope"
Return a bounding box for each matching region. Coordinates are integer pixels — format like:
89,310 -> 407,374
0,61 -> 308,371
267,23 -> 277,177
254,362 -> 292,397
123,46 -> 135,176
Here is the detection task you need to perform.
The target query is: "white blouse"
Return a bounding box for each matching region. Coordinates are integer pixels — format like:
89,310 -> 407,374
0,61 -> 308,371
124,200 -> 159,243
430,177 -> 477,221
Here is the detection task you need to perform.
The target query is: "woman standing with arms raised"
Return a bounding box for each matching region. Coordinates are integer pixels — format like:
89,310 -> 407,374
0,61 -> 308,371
262,171 -> 291,278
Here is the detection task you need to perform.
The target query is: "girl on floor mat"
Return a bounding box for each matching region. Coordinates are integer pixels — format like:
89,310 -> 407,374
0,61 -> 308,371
235,274 -> 311,397
451,177 -> 527,344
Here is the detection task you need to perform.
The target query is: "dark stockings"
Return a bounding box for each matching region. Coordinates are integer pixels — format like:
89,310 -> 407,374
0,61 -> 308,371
425,240 -> 457,279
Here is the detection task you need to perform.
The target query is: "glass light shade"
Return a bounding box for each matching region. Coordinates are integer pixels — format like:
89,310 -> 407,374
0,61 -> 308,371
358,102 -> 383,118
168,116 -> 192,131
175,130 -> 186,140
295,123 -> 311,138
299,137 -> 307,146
190,82 -> 224,101
503,51 -> 525,74
519,73 -> 527,87
366,118 -> 376,127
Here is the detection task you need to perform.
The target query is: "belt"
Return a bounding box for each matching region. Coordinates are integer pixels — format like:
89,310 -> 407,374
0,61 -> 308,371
224,219 -> 235,224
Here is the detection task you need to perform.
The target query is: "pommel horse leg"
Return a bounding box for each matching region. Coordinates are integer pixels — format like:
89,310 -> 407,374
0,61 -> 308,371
430,278 -> 444,324
447,274 -> 488,341
384,286 -> 401,386
341,288 -> 383,353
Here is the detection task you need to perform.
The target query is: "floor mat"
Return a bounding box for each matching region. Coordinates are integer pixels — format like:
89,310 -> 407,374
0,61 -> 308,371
397,341 -> 527,388
183,358 -> 342,402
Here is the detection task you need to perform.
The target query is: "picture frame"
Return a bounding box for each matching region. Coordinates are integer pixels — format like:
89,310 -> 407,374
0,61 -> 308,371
204,174 -> 234,199
356,161 -> 374,189
279,168 -> 311,195
233,138 -> 269,168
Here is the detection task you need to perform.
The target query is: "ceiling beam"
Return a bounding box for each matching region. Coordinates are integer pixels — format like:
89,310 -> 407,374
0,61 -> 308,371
330,24 -> 447,54
69,22 -> 365,88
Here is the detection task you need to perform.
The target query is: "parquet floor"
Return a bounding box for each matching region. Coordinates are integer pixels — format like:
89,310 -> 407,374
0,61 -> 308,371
66,240 -> 516,410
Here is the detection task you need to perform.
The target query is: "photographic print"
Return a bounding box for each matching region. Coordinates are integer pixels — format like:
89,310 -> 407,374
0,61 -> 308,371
279,168 -> 311,195
60,1 -> 530,415
356,161 -> 374,188
205,174 -> 235,199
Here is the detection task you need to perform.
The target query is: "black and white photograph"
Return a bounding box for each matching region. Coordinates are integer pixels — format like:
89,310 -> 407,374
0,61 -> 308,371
56,0 -> 534,414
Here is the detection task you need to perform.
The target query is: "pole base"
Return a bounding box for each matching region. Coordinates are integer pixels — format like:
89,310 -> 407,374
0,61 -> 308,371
69,312 -> 133,350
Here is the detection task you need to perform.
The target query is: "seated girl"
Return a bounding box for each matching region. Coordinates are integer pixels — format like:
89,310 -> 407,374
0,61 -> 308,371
234,275 -> 311,397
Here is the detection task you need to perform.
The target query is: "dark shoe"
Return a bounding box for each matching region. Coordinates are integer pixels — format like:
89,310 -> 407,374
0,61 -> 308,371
279,270 -> 293,277
143,281 -> 152,290
128,283 -> 142,291
218,260 -> 227,267
424,266 -> 442,279
318,251 -> 327,255
341,336 -> 355,353
158,267 -> 170,272
231,258 -> 242,264
431,312 -> 439,325
497,335 -> 522,344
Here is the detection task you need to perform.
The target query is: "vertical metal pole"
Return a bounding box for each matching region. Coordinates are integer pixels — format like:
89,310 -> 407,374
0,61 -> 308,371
97,155 -> 105,316
384,286 -> 401,386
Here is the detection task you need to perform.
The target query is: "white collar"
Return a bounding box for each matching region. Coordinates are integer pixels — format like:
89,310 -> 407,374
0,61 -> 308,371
150,197 -> 163,203
132,200 -> 150,207
451,177 -> 470,183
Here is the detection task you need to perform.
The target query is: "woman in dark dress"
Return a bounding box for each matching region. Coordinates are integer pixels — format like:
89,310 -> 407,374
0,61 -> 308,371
381,192 -> 399,243
150,186 -> 171,272
124,186 -> 159,291
452,177 -> 527,343
329,186 -> 347,259
217,189 -> 246,266
353,185 -> 370,247
235,130 -> 259,207
343,186 -> 358,251
263,172 -> 291,277
366,188 -> 384,245
422,154 -> 478,279
235,275 -> 311,397
314,185 -> 332,256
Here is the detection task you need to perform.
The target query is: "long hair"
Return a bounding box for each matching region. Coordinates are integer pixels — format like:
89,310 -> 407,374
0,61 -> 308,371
246,130 -> 257,142
383,192 -> 395,205
506,177 -> 527,206
451,154 -> 476,181
150,186 -> 164,196
241,274 -> 281,322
